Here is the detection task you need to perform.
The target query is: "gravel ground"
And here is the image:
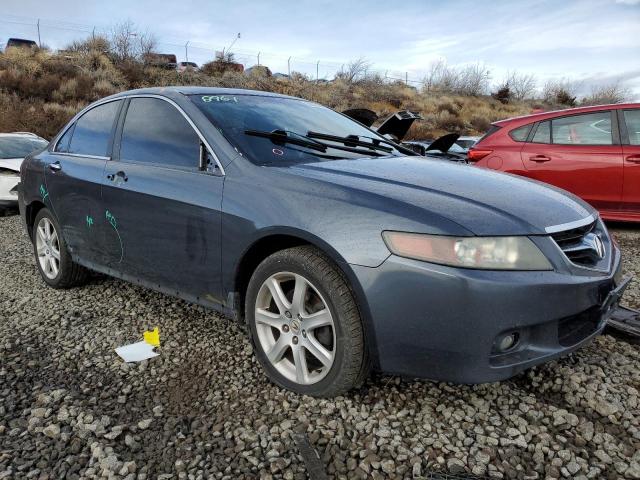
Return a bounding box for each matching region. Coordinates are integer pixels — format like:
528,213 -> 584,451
1,214 -> 639,480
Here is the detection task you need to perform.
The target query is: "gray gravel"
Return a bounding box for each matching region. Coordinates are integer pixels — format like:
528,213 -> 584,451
1,214 -> 639,480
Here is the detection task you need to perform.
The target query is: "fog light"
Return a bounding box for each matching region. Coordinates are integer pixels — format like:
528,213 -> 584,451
496,332 -> 519,352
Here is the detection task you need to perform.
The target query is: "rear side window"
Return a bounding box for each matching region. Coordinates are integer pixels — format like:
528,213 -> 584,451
532,121 -> 551,143
119,98 -> 200,169
54,125 -> 74,153
509,125 -> 532,142
68,101 -> 121,157
551,111 -> 612,145
623,110 -> 640,145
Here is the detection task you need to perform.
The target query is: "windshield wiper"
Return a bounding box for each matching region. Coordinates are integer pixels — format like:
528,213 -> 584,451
245,129 -> 384,157
307,131 -> 394,153
245,129 -> 326,152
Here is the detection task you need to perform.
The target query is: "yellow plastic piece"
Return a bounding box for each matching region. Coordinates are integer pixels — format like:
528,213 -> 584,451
143,327 -> 160,347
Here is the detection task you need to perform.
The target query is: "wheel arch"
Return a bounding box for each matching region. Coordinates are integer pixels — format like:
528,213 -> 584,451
24,200 -> 46,239
231,228 -> 379,368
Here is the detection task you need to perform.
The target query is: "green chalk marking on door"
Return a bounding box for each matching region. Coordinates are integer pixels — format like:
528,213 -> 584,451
105,210 -> 117,228
39,184 -> 49,201
105,209 -> 123,263
86,215 -> 94,228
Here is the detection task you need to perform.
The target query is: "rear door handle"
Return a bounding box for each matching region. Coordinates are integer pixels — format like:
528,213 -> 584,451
625,154 -> 640,164
529,155 -> 551,163
48,161 -> 61,172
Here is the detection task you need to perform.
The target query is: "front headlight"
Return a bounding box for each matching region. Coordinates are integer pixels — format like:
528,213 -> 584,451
382,231 -> 552,270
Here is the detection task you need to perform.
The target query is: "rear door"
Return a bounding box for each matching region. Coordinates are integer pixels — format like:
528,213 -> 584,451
101,96 -> 225,303
620,109 -> 640,215
520,110 -> 623,212
45,99 -> 122,267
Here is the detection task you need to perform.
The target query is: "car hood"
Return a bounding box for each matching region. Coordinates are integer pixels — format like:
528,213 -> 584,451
279,156 -> 594,236
0,158 -> 22,172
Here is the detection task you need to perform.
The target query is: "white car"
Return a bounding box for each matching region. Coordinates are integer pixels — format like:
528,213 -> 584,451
0,133 -> 48,213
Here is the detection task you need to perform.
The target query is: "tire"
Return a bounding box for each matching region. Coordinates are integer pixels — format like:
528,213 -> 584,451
32,208 -> 89,289
246,245 -> 369,397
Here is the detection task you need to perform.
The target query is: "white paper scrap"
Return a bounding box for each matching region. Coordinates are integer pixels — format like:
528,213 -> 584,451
115,341 -> 159,363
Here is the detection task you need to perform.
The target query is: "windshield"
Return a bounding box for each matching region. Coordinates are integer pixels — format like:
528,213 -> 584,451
190,94 -> 407,165
0,136 -> 48,159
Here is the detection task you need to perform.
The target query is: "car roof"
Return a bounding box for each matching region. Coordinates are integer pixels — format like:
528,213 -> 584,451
111,86 -> 298,100
495,102 -> 640,127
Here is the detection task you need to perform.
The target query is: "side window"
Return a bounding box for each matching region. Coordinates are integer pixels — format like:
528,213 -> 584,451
509,124 -> 531,142
54,125 -> 74,153
623,110 -> 640,145
551,111 -> 612,145
68,100 -> 121,156
532,121 -> 551,144
119,98 -> 200,169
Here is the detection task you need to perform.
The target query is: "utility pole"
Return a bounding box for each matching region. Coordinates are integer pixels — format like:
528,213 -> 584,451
405,72 -> 408,85
316,60 -> 319,83
36,19 -> 41,48
185,41 -> 190,61
257,52 -> 260,66
287,56 -> 291,77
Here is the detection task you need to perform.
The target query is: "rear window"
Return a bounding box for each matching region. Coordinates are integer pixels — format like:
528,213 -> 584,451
624,110 -> 640,145
477,125 -> 501,143
508,125 -> 532,142
0,137 -> 48,159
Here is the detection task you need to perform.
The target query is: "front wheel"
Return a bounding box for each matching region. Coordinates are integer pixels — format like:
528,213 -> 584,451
246,246 -> 368,397
32,208 -> 88,288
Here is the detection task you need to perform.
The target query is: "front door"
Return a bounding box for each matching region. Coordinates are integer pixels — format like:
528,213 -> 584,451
621,109 -> 640,216
44,99 -> 122,267
101,96 -> 225,303
520,110 -> 623,213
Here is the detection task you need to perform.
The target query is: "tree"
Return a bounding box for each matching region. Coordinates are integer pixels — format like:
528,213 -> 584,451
581,83 -> 631,105
504,71 -> 537,101
335,57 -> 371,84
492,84 -> 512,104
109,20 -> 157,62
542,79 -> 579,106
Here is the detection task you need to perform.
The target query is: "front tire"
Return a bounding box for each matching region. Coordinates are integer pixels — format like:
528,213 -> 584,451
32,208 -> 88,288
246,246 -> 368,397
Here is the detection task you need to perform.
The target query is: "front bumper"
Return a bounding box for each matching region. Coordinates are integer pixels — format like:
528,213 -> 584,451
353,244 -> 623,383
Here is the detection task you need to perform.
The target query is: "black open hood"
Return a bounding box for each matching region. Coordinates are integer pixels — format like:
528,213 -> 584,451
342,109 -> 422,142
426,133 -> 460,153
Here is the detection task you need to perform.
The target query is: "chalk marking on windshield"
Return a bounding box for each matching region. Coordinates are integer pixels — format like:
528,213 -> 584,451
201,95 -> 238,103
105,210 -> 124,263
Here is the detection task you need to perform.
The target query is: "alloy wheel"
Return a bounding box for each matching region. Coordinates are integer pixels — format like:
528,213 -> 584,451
35,217 -> 61,280
254,272 -> 336,385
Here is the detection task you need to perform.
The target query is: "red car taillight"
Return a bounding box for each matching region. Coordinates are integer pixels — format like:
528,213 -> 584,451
467,149 -> 493,163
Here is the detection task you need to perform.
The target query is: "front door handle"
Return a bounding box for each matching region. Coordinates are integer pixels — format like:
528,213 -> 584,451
107,171 -> 128,182
625,154 -> 640,164
48,161 -> 61,172
529,155 -> 551,163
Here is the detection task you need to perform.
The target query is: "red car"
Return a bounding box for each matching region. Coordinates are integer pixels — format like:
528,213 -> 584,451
469,103 -> 640,222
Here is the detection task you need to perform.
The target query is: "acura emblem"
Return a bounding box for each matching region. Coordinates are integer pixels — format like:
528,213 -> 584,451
585,233 -> 605,259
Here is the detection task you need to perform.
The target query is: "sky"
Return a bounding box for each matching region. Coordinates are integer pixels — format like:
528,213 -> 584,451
1,0 -> 639,98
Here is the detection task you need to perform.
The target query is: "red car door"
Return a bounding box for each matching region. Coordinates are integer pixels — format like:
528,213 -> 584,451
520,110 -> 623,213
621,109 -> 640,217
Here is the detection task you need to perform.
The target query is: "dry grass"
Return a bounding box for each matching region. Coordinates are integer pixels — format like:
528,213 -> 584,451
0,47 -> 539,140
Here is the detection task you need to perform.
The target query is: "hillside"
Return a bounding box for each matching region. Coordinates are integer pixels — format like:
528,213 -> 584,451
0,45 -> 540,141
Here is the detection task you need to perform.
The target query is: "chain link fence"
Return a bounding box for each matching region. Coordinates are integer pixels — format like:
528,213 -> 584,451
0,14 -> 425,85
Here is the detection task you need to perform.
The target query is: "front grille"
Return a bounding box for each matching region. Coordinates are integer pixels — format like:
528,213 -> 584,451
550,221 -> 604,268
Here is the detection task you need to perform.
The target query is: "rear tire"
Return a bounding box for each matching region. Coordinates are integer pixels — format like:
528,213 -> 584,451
32,208 -> 89,289
246,245 -> 369,397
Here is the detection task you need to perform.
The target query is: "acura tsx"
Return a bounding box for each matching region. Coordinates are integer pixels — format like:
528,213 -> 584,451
18,87 -> 628,396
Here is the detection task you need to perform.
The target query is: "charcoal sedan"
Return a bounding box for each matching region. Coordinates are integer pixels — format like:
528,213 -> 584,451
19,87 -> 627,396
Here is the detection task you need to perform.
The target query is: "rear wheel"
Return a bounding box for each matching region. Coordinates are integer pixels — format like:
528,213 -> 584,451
33,208 -> 88,288
246,246 -> 368,397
